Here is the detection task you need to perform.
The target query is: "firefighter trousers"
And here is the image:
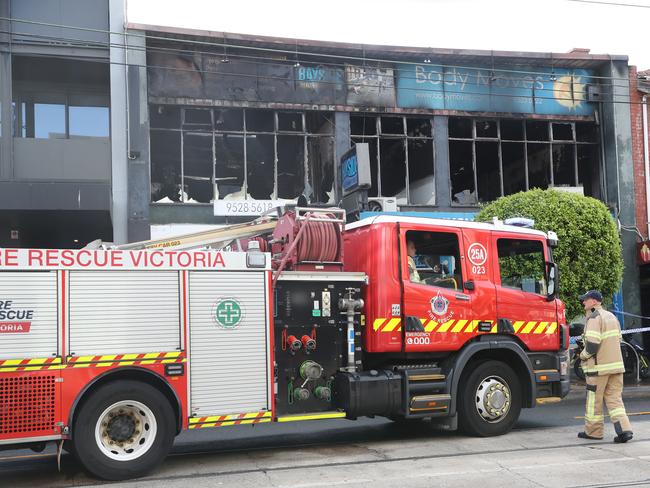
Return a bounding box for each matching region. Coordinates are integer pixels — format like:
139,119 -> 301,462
585,373 -> 632,438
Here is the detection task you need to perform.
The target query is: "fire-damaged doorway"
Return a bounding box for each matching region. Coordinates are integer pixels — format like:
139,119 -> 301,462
0,210 -> 113,249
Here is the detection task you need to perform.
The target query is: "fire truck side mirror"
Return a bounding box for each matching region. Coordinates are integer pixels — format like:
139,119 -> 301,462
545,262 -> 558,301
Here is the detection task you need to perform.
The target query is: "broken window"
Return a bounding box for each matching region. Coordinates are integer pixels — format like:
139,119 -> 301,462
151,129 -> 182,202
448,117 -> 600,204
350,115 -> 434,205
149,105 -> 334,204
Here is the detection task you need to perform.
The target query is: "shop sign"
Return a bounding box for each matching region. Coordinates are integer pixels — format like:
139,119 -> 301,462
396,64 -> 596,115
345,65 -> 396,106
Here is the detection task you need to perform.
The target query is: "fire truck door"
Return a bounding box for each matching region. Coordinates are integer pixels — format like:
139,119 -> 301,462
491,234 -> 559,351
401,228 -> 473,352
461,228 -> 497,333
188,271 -> 271,417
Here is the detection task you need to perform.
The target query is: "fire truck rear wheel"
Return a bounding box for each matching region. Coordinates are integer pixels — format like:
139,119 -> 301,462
72,380 -> 175,480
458,360 -> 521,437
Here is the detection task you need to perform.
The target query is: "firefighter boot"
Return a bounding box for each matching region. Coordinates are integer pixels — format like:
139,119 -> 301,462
604,374 -> 633,443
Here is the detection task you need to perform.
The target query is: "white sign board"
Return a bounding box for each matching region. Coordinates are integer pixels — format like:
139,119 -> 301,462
214,200 -> 289,216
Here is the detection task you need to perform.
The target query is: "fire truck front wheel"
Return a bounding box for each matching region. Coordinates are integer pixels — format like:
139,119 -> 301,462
72,380 -> 176,480
458,360 -> 522,437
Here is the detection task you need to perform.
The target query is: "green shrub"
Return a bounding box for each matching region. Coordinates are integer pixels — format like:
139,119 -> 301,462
475,189 -> 623,319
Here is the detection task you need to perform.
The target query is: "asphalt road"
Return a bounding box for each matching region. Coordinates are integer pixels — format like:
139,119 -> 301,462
1,391 -> 649,488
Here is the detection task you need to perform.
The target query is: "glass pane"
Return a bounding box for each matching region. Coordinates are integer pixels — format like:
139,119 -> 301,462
379,138 -> 406,198
527,143 -> 550,189
150,130 -> 182,202
277,135 -> 305,199
33,103 -> 66,139
552,123 -> 573,141
352,137 -> 378,197
150,105 -> 180,129
449,117 -> 472,138
246,109 -> 274,132
502,142 -> 526,195
183,132 -> 214,203
214,109 -> 243,131
526,121 -> 549,141
183,108 -> 212,131
350,115 -> 377,136
69,106 -> 109,137
308,136 -> 335,204
552,144 -> 576,187
407,118 -> 432,138
476,141 -> 501,202
405,230 -> 462,289
215,134 -> 245,200
578,145 -> 600,197
407,139 -> 434,204
449,140 -> 476,205
306,112 -> 334,135
500,120 -> 524,140
246,134 -> 275,200
497,238 -> 546,294
475,120 -> 497,138
576,122 -> 598,143
380,116 -> 404,135
278,112 -> 303,132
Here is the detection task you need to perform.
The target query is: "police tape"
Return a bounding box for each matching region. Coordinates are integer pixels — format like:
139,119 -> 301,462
569,325 -> 650,344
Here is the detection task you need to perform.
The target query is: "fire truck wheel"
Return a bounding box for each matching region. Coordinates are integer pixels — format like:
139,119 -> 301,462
72,380 -> 175,480
458,360 -> 522,437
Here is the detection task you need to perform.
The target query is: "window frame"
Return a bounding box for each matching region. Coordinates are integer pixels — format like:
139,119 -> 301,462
149,106 -> 335,204
403,229 -> 464,291
495,236 -> 548,297
350,114 -> 435,206
448,117 -> 600,206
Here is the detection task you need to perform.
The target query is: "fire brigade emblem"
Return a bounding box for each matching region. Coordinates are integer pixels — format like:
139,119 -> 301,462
214,299 -> 243,329
430,292 -> 449,317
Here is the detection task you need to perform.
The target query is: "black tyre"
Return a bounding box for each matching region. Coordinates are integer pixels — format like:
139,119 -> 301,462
573,357 -> 585,381
72,380 -> 176,481
458,360 -> 522,437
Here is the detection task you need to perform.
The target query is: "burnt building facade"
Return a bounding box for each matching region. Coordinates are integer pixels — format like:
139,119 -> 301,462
112,25 -> 643,321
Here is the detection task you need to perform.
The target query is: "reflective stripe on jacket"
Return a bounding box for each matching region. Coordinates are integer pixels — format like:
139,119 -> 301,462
580,305 -> 625,376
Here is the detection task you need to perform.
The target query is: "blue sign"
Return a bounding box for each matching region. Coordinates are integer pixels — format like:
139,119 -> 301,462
341,152 -> 359,193
397,65 -> 596,116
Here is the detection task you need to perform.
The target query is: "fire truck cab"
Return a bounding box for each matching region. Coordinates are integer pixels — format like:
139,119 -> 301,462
0,210 -> 570,481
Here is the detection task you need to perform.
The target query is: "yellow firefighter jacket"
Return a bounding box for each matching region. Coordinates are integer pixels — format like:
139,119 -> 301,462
579,305 -> 625,376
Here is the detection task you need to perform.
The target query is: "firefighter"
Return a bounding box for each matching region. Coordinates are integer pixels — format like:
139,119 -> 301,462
406,239 -> 421,283
577,290 -> 633,443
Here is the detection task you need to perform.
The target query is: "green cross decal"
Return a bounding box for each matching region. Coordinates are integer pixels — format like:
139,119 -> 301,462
215,299 -> 242,328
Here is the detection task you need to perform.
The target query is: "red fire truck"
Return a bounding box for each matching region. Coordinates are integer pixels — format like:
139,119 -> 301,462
0,208 -> 569,480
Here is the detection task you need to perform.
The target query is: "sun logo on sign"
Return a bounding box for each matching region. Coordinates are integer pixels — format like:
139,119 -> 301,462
552,75 -> 586,110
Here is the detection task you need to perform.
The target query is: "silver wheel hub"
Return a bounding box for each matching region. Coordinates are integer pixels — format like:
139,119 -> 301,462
94,400 -> 157,461
475,376 -> 511,423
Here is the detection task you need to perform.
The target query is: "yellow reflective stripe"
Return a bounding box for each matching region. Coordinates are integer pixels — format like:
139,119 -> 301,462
451,320 -> 468,333
595,361 -> 624,372
585,330 -> 601,340
585,414 -> 604,422
546,322 -> 558,334
420,318 -> 427,324
601,330 -> 621,339
464,320 -> 478,333
122,353 -> 139,361
609,407 -> 626,418
373,319 -> 386,331
513,321 -> 525,333
522,321 -> 537,334
164,351 -> 182,358
490,323 -> 498,333
437,320 -> 454,333
424,320 -> 438,332
383,318 -> 401,332
534,322 -> 548,334
586,390 -> 596,419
